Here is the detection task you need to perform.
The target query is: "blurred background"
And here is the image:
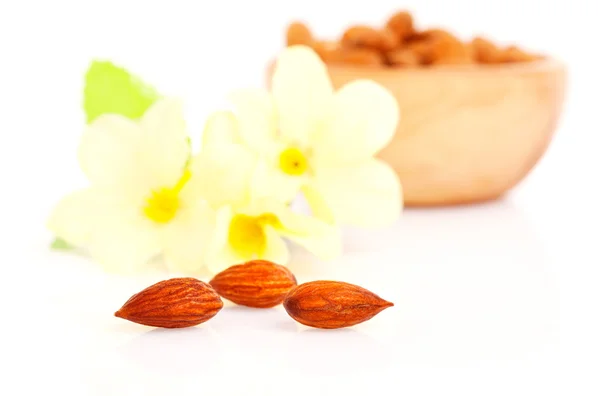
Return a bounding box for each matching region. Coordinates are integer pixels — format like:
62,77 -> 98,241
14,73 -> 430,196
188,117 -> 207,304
0,0 -> 593,129
0,0 -> 596,206
1,0 -> 597,263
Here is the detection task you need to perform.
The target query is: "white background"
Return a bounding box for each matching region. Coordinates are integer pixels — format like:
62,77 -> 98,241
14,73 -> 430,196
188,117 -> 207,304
1,1 -> 599,395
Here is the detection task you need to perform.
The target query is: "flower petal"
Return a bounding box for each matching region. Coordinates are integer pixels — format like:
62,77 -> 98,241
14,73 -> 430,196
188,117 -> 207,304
87,206 -> 162,274
140,97 -> 187,140
261,226 -> 290,265
271,45 -> 333,145
203,206 -> 291,273
314,80 -> 399,164
228,89 -> 277,152
162,201 -> 216,274
78,114 -> 146,192
78,98 -> 191,198
311,159 -> 403,227
47,188 -> 108,246
201,110 -> 240,147
250,158 -> 303,204
272,207 -> 341,261
139,98 -> 191,188
204,206 -> 244,274
184,143 -> 257,209
301,184 -> 335,225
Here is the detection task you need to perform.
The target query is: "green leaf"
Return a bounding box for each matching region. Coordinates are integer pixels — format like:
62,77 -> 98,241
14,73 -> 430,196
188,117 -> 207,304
84,60 -> 160,123
51,237 -> 74,250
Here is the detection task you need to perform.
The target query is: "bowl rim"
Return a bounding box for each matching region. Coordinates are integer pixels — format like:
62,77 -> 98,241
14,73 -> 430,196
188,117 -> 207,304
323,57 -> 566,76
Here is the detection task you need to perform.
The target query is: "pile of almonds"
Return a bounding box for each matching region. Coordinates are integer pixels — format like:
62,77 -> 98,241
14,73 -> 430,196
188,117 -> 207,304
115,260 -> 393,330
286,10 -> 541,67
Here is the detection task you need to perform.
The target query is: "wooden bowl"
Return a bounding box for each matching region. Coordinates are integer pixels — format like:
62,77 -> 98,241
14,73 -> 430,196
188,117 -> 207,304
268,59 -> 567,207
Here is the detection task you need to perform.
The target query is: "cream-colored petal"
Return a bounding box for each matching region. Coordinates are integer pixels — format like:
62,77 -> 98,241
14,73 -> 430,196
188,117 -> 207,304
162,200 -> 216,274
271,45 -> 333,145
312,159 -> 403,227
250,158 -> 303,204
271,206 -> 341,261
228,89 -> 277,152
139,98 -> 190,189
88,207 -> 162,274
140,97 -> 187,140
78,115 -> 148,194
201,110 -> 240,147
205,247 -> 244,275
184,143 -> 257,209
301,184 -> 335,225
233,198 -> 337,260
313,80 -> 399,165
260,226 -> 290,265
47,188 -> 111,247
204,206 -> 245,274
203,206 -> 291,272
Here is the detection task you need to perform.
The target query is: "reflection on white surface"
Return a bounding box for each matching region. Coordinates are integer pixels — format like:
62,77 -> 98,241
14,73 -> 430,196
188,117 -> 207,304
118,327 -> 224,376
24,198 -> 560,394
286,199 -> 557,365
279,328 -> 396,376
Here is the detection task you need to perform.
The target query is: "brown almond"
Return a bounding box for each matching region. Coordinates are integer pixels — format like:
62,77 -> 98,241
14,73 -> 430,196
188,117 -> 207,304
410,29 -> 473,65
378,28 -> 400,51
341,25 -> 398,51
471,36 -> 502,64
431,44 -> 473,65
341,25 -> 381,48
283,280 -> 394,329
336,47 -> 384,66
312,40 -> 342,63
498,45 -> 539,63
385,11 -> 415,42
209,260 -> 297,308
286,21 -> 314,47
386,48 -> 420,67
405,41 -> 432,64
411,28 -> 455,42
115,278 -> 223,328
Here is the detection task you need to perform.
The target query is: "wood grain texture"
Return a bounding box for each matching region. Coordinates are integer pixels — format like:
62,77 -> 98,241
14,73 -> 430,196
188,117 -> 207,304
283,281 -> 394,329
115,278 -> 223,328
266,58 -> 566,206
209,260 -> 297,308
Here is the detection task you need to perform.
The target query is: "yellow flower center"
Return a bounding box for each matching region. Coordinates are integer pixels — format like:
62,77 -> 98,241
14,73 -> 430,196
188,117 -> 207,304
279,147 -> 308,176
143,170 -> 191,224
228,214 -> 280,258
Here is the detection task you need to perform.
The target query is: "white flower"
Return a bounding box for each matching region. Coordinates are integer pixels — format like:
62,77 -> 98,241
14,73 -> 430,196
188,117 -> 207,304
203,45 -> 403,227
200,114 -> 342,273
203,198 -> 341,273
47,98 -> 253,274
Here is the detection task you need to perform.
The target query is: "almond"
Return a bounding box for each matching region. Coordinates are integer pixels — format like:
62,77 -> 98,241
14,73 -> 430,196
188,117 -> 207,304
498,45 -> 539,63
286,21 -> 314,47
115,278 -> 223,328
336,47 -> 384,66
471,36 -> 502,64
378,28 -> 401,51
341,26 -> 398,51
283,11 -> 542,67
407,29 -> 472,65
385,11 -> 415,42
209,260 -> 297,308
312,40 -> 342,63
386,48 -> 420,67
283,280 -> 394,329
